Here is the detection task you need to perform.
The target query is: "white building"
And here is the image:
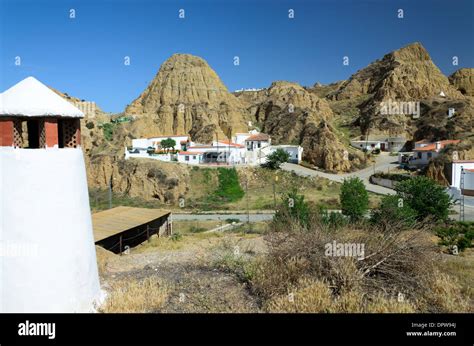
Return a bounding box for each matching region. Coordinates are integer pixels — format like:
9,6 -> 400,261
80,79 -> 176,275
0,77 -> 101,312
177,151 -> 203,164
131,134 -> 189,152
126,131 -> 303,166
450,160 -> 474,195
408,139 -> 460,167
350,136 -> 406,152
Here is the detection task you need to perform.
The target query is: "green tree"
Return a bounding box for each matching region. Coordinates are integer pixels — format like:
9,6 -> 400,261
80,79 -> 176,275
340,177 -> 369,221
395,176 -> 452,221
370,195 -> 417,229
274,188 -> 311,228
160,138 -> 176,152
262,149 -> 291,170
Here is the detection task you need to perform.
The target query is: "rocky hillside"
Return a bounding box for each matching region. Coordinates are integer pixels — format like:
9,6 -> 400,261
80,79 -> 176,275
449,68 -> 474,96
125,54 -> 250,142
326,42 -> 465,136
236,81 -> 365,172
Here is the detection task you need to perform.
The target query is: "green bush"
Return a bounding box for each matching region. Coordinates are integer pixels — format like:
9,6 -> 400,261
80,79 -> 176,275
318,206 -> 348,229
340,177 -> 369,221
213,168 -> 245,203
101,123 -> 115,141
370,195 -> 417,229
171,232 -> 182,241
274,188 -> 311,229
262,148 -> 291,170
395,177 -> 452,221
435,221 -> 474,252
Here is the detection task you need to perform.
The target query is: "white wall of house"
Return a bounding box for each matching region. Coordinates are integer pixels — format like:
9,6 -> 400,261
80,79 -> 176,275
410,151 -> 439,166
269,145 -> 303,164
246,140 -> 270,151
149,135 -> 189,150
451,161 -> 474,189
177,153 -> 202,164
350,140 -> 383,151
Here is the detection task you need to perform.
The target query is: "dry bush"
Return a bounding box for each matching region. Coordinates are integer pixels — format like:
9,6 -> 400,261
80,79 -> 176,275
251,216 -> 470,313
99,277 -> 169,313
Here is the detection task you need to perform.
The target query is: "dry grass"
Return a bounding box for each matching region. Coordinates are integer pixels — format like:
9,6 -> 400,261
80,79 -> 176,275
265,278 -> 416,313
244,216 -> 471,313
99,277 -> 169,313
95,245 -> 117,276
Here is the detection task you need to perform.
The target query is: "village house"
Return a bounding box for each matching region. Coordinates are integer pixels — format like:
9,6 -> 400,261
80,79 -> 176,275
400,139 -> 461,168
350,135 -> 406,152
125,130 -> 302,166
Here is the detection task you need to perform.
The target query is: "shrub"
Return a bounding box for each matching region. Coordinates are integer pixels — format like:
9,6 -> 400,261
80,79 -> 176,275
395,176 -> 452,221
318,206 -> 348,229
247,216 -> 469,312
435,221 -> 474,253
101,123 -> 114,141
273,188 -> 311,229
170,232 -> 182,241
370,195 -> 417,229
262,148 -> 291,170
340,177 -> 369,221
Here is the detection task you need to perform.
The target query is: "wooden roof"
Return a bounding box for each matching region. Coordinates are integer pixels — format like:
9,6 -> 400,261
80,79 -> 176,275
92,206 -> 171,242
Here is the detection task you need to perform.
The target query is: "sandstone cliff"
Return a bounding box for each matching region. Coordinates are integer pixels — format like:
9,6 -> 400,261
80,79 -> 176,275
329,42 -> 464,135
125,54 -> 250,142
236,81 -> 365,172
449,68 -> 474,97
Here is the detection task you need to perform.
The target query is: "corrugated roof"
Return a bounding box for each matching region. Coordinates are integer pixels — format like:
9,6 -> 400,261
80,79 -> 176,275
92,206 -> 170,242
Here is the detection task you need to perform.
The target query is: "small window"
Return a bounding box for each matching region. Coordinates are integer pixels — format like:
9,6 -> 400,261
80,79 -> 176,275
417,152 -> 422,159
185,155 -> 189,161
427,152 -> 432,158
193,155 -> 196,160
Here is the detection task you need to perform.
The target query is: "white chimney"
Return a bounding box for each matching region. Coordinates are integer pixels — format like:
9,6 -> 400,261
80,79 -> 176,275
435,141 -> 442,152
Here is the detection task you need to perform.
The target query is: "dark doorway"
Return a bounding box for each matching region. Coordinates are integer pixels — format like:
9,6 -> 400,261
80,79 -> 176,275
58,119 -> 64,148
26,120 -> 39,148
380,143 -> 386,151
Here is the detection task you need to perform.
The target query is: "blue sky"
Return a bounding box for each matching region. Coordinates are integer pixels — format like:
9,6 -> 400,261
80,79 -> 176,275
1,0 -> 473,113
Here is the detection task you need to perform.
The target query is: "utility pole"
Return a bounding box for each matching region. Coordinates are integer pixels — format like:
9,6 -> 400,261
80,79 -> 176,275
273,175 -> 278,210
228,127 -> 232,166
460,166 -> 465,222
246,179 -> 250,231
108,176 -> 113,209
215,131 -> 219,165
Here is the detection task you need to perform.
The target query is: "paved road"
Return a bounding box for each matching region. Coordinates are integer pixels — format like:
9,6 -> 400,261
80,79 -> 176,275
281,153 -> 398,195
173,213 -> 274,222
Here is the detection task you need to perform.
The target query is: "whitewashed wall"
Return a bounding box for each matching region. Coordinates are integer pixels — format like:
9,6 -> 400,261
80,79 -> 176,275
0,147 -> 101,312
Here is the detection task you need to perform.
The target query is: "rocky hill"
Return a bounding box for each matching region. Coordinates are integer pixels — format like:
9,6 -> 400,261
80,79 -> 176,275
236,81 -> 365,172
326,42 -> 465,136
125,54 -> 250,142
449,68 -> 474,96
